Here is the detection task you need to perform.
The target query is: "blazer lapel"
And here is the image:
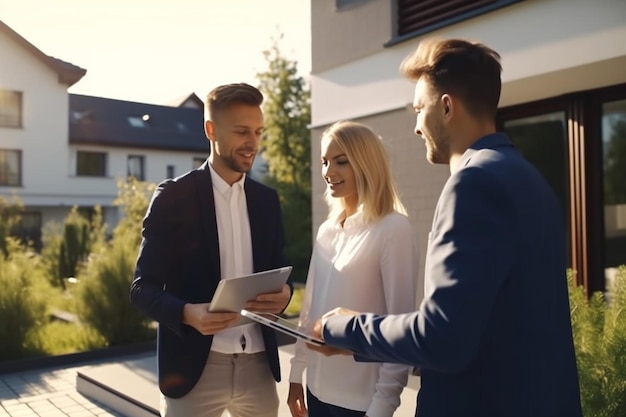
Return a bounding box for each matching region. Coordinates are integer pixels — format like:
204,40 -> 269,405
244,178 -> 264,273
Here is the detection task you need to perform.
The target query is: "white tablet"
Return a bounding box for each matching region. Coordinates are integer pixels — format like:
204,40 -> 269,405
209,266 -> 292,327
240,309 -> 325,346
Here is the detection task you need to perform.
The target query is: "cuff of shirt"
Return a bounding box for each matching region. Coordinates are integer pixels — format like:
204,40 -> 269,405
366,396 -> 397,417
288,362 -> 306,384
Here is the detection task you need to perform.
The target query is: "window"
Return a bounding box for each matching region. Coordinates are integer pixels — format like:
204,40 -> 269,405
76,151 -> 107,177
602,99 -> 626,291
393,0 -> 522,40
498,83 -> 626,295
128,116 -> 148,128
0,149 -> 21,186
128,155 -> 145,180
192,157 -> 205,169
13,211 -> 42,250
0,90 -> 22,128
502,111 -> 570,266
166,165 -> 175,179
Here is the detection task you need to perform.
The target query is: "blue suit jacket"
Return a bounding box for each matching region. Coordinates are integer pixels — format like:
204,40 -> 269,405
130,161 -> 291,398
324,134 -> 582,417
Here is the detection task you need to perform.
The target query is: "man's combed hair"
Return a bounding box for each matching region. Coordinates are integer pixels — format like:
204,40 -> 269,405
400,38 -> 502,120
205,83 -> 263,120
322,121 -> 407,224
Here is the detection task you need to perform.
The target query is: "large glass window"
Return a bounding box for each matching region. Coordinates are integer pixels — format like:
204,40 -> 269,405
0,90 -> 22,128
0,149 -> 21,186
503,112 -> 570,265
602,99 -> 626,289
76,151 -> 107,177
128,155 -> 145,181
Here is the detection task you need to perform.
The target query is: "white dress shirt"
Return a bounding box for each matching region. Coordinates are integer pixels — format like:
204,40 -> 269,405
209,163 -> 264,354
289,211 -> 418,417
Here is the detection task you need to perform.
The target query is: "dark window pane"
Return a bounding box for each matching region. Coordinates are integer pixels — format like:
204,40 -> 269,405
0,90 -> 22,128
77,151 -> 107,177
128,155 -> 145,181
0,149 -> 21,185
503,112 -> 570,264
602,99 -> 626,289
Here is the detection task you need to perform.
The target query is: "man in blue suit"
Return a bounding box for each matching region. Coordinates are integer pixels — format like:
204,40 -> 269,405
130,83 -> 292,417
311,38 -> 582,416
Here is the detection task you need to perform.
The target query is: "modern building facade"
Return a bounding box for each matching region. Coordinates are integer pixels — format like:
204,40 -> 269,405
309,0 -> 626,296
0,20 -> 210,244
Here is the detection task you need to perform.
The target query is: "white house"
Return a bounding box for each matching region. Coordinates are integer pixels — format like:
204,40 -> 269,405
0,20 -> 211,244
309,0 -> 626,295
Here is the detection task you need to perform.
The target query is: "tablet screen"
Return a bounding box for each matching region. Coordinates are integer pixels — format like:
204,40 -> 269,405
240,310 -> 325,346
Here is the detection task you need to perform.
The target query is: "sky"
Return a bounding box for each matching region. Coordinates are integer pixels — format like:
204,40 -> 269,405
0,0 -> 311,106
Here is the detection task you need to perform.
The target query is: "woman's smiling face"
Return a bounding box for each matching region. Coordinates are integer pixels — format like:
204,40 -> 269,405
320,135 -> 358,211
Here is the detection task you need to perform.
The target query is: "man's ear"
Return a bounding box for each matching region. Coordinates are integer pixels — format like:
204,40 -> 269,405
205,120 -> 215,141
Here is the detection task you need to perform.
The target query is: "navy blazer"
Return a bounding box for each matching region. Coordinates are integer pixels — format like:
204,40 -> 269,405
324,134 -> 582,417
130,161 -> 291,398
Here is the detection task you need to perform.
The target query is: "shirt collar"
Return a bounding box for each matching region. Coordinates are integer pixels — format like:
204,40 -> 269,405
208,162 -> 246,196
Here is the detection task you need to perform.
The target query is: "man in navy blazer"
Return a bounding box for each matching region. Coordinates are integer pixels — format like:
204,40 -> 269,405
130,83 -> 292,417
311,39 -> 582,416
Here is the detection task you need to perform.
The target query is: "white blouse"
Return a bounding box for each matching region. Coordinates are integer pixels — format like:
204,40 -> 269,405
289,210 -> 418,417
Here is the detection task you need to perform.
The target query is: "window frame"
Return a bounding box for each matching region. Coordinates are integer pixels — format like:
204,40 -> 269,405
498,83 -> 626,295
76,151 -> 107,177
0,90 -> 23,128
0,149 -> 22,186
127,154 -> 146,181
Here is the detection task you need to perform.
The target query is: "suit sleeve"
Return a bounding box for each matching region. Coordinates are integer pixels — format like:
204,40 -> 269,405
323,168 -> 518,373
129,180 -> 187,336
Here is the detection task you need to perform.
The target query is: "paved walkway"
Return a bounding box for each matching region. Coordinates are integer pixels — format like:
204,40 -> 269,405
0,358 -> 125,417
0,345 -> 419,417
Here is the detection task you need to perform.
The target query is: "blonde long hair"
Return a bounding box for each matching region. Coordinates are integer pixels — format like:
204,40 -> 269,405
322,121 -> 407,224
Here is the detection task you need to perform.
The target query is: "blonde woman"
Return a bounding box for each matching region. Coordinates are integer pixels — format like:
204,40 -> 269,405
287,121 -> 418,417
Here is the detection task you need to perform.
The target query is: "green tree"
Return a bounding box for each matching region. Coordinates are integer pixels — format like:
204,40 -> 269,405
257,36 -> 312,283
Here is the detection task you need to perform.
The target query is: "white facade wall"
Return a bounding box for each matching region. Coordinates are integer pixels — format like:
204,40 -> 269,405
0,28 -> 71,200
1,26 -> 210,235
310,0 -> 626,127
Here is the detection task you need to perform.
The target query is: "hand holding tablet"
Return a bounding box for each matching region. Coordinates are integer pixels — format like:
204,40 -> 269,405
208,266 -> 292,327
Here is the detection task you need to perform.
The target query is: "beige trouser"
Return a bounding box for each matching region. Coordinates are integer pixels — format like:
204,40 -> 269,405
160,351 -> 279,417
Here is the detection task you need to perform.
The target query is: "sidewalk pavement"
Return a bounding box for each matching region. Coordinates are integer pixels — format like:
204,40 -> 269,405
0,344 -> 419,417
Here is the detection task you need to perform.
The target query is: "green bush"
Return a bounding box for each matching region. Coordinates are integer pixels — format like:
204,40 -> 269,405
0,196 -> 24,258
569,266 -> 626,417
0,239 -> 48,360
74,232 -> 155,346
26,321 -> 106,355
